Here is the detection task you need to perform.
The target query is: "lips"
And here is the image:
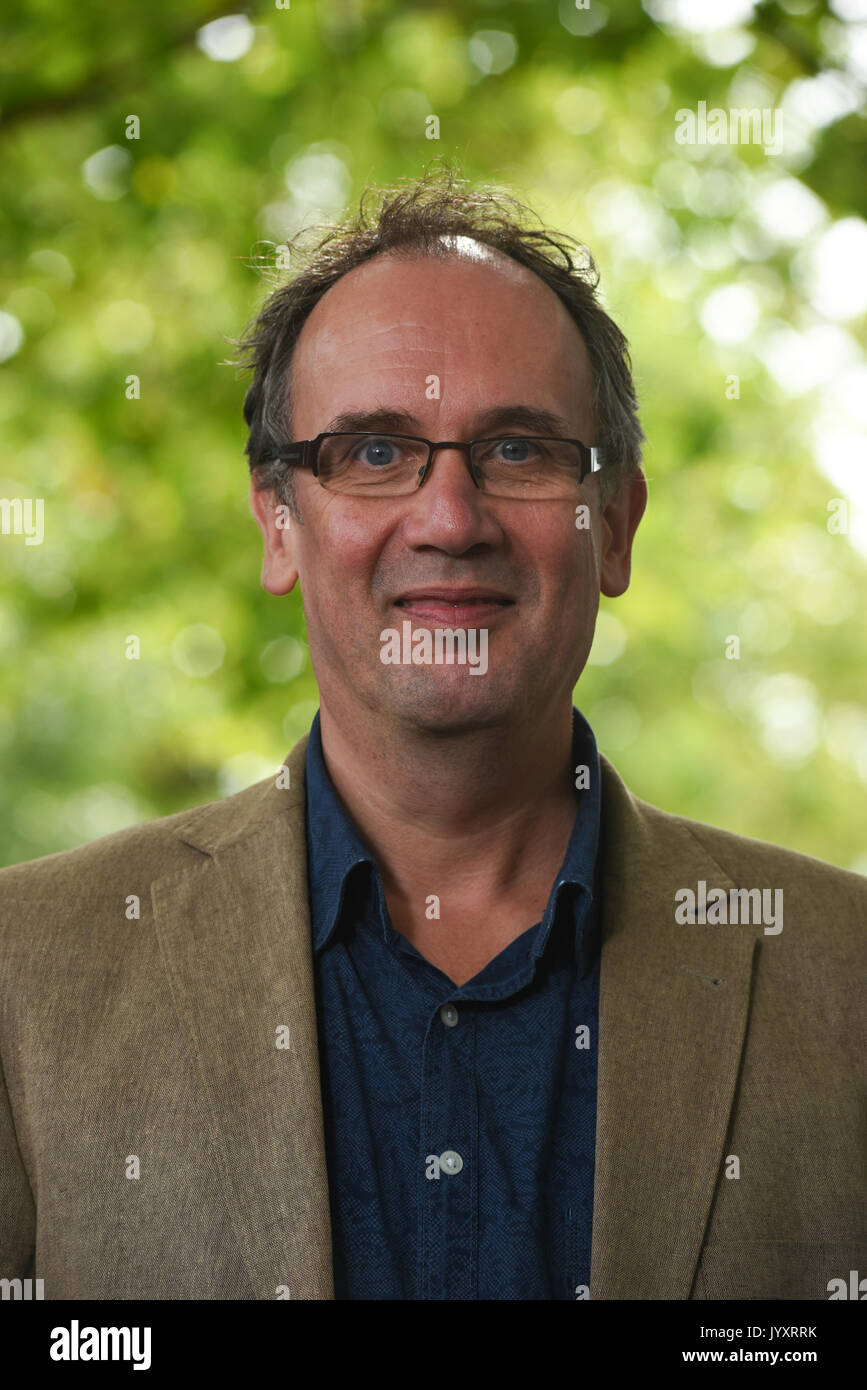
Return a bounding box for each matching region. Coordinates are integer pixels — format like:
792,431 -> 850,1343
394,589 -> 514,627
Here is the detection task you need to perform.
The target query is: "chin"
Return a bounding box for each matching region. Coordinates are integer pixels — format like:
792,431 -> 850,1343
380,669 -> 525,734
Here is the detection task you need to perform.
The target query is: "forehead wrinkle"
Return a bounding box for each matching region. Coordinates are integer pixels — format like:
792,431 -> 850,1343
289,253 -> 594,434
300,324 -> 449,368
311,331 -> 451,362
297,252 -> 576,365
304,250 -> 552,346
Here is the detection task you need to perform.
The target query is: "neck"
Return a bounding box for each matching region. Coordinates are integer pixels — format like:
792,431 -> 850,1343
316,695 -> 578,905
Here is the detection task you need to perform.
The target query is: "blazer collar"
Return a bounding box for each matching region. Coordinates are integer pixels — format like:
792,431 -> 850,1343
153,734 -> 755,1301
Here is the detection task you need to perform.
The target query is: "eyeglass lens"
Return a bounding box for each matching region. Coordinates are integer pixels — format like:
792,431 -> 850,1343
316,433 -> 586,498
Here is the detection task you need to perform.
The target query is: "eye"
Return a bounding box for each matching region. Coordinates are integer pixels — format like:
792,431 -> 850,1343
354,436 -> 402,468
492,437 -> 542,463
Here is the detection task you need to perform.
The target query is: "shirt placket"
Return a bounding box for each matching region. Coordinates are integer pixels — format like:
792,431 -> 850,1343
417,997 -> 478,1300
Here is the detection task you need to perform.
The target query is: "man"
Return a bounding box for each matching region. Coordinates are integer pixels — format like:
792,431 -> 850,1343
1,169 -> 864,1301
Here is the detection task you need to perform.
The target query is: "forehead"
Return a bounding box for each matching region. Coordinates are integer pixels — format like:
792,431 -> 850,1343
288,245 -> 594,430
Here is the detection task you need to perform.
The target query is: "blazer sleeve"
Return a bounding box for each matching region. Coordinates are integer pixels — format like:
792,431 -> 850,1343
0,1039 -> 36,1278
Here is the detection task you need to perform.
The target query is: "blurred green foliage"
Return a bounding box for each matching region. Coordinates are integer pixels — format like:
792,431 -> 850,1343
1,0 -> 865,870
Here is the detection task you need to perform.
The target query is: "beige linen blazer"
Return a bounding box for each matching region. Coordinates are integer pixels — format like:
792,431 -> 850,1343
1,732 -> 864,1300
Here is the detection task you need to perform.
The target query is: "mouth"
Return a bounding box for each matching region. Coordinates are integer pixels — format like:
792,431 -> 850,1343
394,590 -> 514,627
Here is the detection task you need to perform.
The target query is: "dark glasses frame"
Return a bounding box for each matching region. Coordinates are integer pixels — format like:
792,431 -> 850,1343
268,432 -> 605,491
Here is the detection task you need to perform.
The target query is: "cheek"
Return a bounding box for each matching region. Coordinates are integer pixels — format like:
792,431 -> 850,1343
303,503 -> 387,594
534,518 -> 599,600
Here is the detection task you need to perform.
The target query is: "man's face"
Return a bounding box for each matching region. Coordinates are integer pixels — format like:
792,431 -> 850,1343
252,246 -> 643,734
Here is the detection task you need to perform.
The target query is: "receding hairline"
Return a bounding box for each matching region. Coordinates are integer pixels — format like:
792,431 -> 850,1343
285,237 -> 588,423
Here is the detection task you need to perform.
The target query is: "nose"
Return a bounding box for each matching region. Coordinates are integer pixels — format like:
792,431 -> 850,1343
402,444 -> 502,553
417,442 -> 481,492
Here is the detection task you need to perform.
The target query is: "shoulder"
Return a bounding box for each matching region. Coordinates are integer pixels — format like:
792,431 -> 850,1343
676,811 -> 866,901
0,767 -> 307,1011
0,746 -> 308,920
602,748 -> 866,893
599,752 -> 867,954
0,734 -> 310,909
0,795 -> 224,904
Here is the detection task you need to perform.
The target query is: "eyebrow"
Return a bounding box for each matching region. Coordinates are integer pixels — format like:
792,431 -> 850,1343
322,405 -> 576,438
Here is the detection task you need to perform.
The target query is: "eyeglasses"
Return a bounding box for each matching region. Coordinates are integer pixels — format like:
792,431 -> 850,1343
269,432 -> 604,500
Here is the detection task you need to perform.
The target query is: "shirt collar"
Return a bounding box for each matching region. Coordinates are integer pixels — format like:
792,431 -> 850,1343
304,707 -> 601,964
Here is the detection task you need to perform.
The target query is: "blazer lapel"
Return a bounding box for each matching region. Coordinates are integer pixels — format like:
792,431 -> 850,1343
590,755 -> 757,1299
152,734 -> 334,1300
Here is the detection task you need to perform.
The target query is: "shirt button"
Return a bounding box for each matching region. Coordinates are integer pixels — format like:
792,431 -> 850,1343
439,1150 -> 463,1176
439,1003 -> 459,1028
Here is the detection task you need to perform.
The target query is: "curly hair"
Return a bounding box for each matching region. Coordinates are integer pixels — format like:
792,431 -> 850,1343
232,160 -> 644,512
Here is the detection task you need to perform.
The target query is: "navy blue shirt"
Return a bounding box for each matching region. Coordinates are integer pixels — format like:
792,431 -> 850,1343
305,708 -> 602,1300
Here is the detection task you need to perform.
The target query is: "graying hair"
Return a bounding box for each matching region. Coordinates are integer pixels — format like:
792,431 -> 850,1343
232,161 -> 644,512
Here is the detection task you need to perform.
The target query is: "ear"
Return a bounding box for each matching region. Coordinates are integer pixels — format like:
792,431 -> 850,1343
249,479 -> 299,595
599,471 -> 648,598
